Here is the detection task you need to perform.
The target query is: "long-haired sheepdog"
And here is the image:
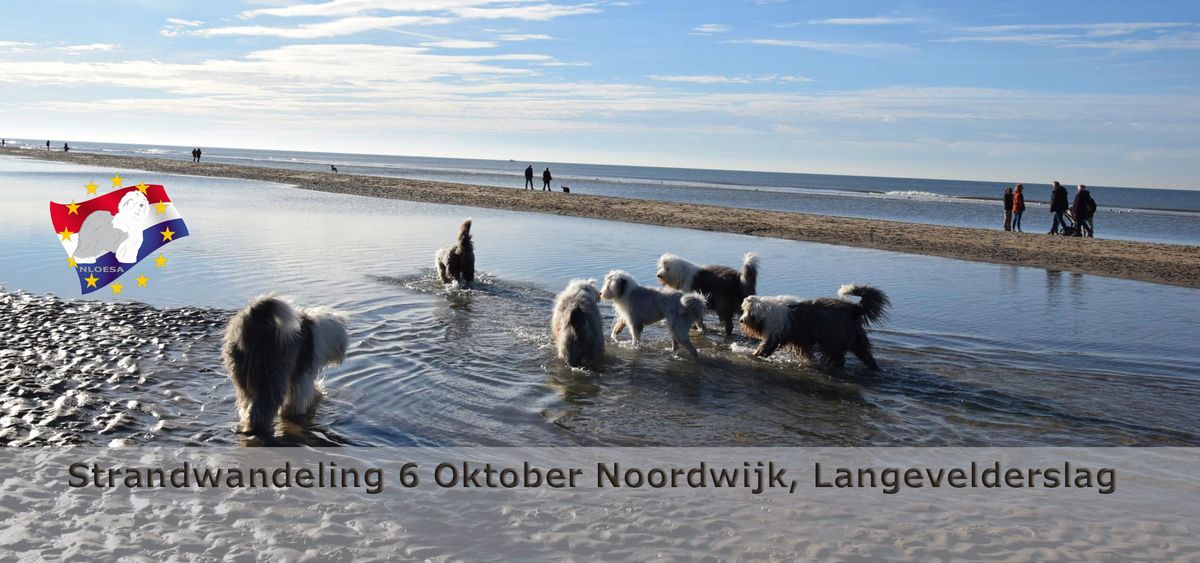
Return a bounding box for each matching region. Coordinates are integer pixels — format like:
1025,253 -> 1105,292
73,190 -> 150,264
600,270 -> 706,359
222,295 -> 349,436
740,284 -> 890,370
436,218 -> 475,288
656,252 -> 759,335
551,279 -> 605,367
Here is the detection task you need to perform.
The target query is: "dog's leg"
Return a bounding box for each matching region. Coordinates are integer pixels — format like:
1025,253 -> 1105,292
826,349 -> 847,369
694,319 -> 707,334
721,313 -> 734,337
631,322 -> 644,346
753,337 -> 781,358
282,367 -> 320,419
851,335 -> 879,370
798,344 -> 816,363
611,317 -> 626,340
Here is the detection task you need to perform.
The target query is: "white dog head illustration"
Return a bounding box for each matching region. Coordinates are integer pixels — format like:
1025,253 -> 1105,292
73,190 -> 152,264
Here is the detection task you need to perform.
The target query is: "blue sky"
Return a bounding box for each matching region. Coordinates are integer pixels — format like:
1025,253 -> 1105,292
1,0 -> 1198,188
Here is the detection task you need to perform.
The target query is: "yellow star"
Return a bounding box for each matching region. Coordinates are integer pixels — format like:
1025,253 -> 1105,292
135,274 -> 149,287
66,200 -> 81,215
58,228 -> 73,241
67,255 -> 78,268
155,201 -> 168,215
110,173 -> 123,188
111,281 -> 124,295
154,253 -> 168,268
84,274 -> 99,288
160,226 -> 175,241
136,182 -> 149,194
84,180 -> 99,195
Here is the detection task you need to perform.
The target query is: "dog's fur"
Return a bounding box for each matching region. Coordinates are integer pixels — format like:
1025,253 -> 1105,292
656,252 -> 758,335
740,284 -> 889,370
551,279 -> 605,367
600,270 -> 706,359
435,218 -> 475,288
222,295 -> 349,436
74,190 -> 151,264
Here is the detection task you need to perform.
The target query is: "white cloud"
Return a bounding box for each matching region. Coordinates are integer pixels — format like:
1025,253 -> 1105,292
938,22 -> 1200,52
806,16 -> 919,26
647,74 -> 810,84
165,18 -> 203,27
498,33 -> 553,41
0,41 -> 34,53
691,24 -> 728,35
419,39 -> 498,48
727,38 -> 912,57
187,2 -> 600,38
56,43 -> 118,53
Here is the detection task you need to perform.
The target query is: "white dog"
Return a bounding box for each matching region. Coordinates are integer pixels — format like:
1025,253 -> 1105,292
222,295 -> 349,436
600,270 -> 706,359
551,279 -> 605,367
74,190 -> 150,264
656,252 -> 758,335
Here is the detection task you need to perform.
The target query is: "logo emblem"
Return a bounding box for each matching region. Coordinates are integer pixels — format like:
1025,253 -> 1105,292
49,174 -> 189,295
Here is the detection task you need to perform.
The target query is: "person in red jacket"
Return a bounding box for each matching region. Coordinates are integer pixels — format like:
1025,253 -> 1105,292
1011,184 -> 1026,232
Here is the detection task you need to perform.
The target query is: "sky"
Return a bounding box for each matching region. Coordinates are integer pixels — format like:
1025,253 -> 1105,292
0,0 -> 1198,189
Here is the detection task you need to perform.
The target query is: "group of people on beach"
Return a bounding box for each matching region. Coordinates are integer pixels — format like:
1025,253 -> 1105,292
190,148 -> 203,162
1003,181 -> 1096,238
524,164 -> 557,191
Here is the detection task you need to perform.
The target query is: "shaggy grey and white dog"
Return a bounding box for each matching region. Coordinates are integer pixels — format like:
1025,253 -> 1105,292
600,270 -> 706,359
740,284 -> 889,370
656,252 -> 758,335
551,279 -> 605,367
436,218 -> 475,288
74,190 -> 151,264
222,295 -> 349,436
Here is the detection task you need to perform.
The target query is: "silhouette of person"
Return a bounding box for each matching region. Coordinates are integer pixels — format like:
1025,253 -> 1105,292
63,143 -> 70,152
542,167 -> 552,191
1,139 -> 6,147
196,147 -> 202,162
191,148 -> 198,162
46,140 -> 50,151
524,164 -> 534,190
1049,181 -> 1069,235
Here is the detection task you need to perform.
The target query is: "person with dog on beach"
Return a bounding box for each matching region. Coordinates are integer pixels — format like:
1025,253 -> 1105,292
1073,184 -> 1096,238
543,167 -> 553,191
524,164 -> 534,189
1049,181 -> 1070,235
1012,184 -> 1026,232
1003,187 -> 1014,231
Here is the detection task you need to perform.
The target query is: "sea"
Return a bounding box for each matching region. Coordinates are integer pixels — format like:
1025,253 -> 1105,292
5,138 -> 1199,245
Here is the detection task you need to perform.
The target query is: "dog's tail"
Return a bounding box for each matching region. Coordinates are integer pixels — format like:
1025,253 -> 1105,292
680,292 -> 707,326
456,218 -> 473,251
222,295 -> 301,435
739,252 -> 759,297
838,284 -> 890,325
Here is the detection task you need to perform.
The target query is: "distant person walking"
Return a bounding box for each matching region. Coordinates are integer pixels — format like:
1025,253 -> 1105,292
195,147 -> 202,162
191,148 -> 198,162
524,164 -> 534,190
1,139 -> 6,147
45,140 -> 50,151
1073,184 -> 1096,238
542,167 -> 552,191
1012,184 -> 1026,232
1048,181 -> 1069,235
1002,187 -> 1014,231
63,143 -> 69,152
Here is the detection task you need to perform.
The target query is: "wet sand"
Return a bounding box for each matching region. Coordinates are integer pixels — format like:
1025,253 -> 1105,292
6,147 -> 1198,288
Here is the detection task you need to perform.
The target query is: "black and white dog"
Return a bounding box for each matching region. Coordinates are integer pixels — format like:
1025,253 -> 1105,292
222,295 -> 349,436
740,284 -> 889,370
656,252 -> 759,335
600,270 -> 706,359
435,218 -> 475,288
551,279 -> 605,367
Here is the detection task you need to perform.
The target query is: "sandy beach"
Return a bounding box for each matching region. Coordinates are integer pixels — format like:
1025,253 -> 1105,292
5,147 -> 1198,288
